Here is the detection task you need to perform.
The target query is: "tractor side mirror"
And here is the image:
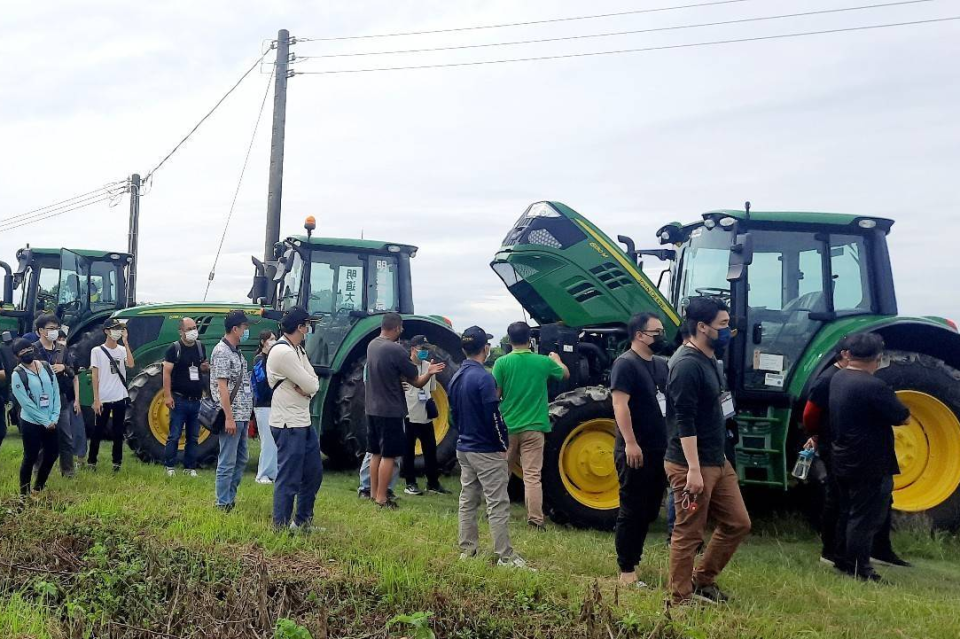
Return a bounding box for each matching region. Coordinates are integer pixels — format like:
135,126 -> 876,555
727,233 -> 754,282
1,273 -> 11,305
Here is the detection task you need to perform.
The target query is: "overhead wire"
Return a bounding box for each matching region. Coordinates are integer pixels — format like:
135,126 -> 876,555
293,16 -> 960,75
203,66 -> 275,301
0,194 -> 120,233
0,180 -> 127,227
0,180 -> 128,231
296,0 -> 756,41
296,0 -> 940,60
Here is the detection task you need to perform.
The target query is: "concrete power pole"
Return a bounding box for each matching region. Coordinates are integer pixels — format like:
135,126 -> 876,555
264,29 -> 291,264
126,173 -> 141,306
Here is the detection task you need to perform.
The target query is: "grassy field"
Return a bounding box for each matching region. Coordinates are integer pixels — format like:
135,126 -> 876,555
0,434 -> 958,639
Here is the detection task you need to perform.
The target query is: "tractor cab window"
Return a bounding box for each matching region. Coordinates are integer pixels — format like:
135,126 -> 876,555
279,252 -> 304,311
830,235 -> 872,312
675,225 -> 732,310
301,251 -> 366,369
368,257 -> 399,313
89,260 -> 119,311
35,267 -> 60,314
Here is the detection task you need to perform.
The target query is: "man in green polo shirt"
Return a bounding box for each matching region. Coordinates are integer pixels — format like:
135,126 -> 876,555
493,322 -> 569,530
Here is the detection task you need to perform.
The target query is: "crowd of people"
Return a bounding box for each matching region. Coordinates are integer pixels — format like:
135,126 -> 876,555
0,298 -> 913,603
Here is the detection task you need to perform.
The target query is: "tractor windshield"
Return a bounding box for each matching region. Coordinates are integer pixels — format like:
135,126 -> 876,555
675,225 -> 733,309
58,251 -> 123,332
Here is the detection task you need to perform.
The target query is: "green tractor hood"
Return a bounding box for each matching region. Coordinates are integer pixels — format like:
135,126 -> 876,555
491,201 -> 680,336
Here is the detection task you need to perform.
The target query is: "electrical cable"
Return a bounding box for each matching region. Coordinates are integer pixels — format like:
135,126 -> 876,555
203,67 -> 275,301
143,51 -> 269,186
0,181 -> 126,226
294,16 -> 960,75
297,0 -> 756,42
296,0 -> 939,59
0,195 -> 117,233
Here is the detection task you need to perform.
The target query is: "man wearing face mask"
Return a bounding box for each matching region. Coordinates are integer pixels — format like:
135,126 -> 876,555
400,335 -> 448,496
162,317 -> 209,477
90,319 -> 135,472
664,297 -> 750,605
611,313 -> 670,587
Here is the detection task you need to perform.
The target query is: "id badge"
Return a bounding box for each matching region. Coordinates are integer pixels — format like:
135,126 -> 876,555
39,393 -> 51,409
418,389 -> 429,402
656,391 -> 667,417
720,391 -> 736,419
189,365 -> 200,381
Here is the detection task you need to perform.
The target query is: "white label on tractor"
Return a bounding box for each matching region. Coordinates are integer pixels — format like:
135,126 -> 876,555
765,373 -> 785,388
563,344 -> 574,353
757,353 -> 784,373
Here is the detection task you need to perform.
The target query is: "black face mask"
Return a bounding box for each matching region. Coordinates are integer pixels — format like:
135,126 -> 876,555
18,351 -> 35,364
649,334 -> 668,354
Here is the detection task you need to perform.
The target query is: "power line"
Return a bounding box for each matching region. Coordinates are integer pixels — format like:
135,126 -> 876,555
142,51 -> 269,186
297,0 -> 757,42
0,194 -> 120,233
0,181 -> 127,227
297,0 -> 938,60
204,68 -> 275,301
294,15 -> 960,75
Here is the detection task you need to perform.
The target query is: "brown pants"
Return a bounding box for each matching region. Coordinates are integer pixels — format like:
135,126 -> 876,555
508,431 -> 545,526
665,460 -> 751,602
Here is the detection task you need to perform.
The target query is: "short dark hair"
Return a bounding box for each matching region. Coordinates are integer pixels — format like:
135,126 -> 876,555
835,335 -> 852,356
463,340 -> 487,357
12,337 -> 34,358
35,313 -> 60,331
846,333 -> 884,361
684,297 -> 729,337
382,313 -> 403,332
507,321 -> 531,345
627,313 -> 658,341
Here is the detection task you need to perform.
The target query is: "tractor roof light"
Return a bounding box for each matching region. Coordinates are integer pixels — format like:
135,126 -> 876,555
719,217 -> 737,229
304,216 -> 317,232
858,219 -> 878,229
947,318 -> 959,332
703,219 -> 717,230
387,245 -> 401,253
527,202 -> 561,218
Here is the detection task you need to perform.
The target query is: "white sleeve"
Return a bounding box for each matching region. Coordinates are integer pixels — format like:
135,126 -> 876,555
90,347 -> 102,369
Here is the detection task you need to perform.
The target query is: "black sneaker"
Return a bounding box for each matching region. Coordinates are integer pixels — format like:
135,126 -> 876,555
216,503 -> 236,513
819,553 -> 837,567
377,499 -> 400,510
427,484 -> 452,495
871,552 -> 912,568
358,488 -> 371,499
692,582 -> 729,604
112,464 -> 121,473
528,521 -> 547,532
387,488 -> 397,500
404,483 -> 423,496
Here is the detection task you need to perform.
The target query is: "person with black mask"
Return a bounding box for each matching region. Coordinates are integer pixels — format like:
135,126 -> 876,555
611,312 -> 669,588
10,338 -> 61,495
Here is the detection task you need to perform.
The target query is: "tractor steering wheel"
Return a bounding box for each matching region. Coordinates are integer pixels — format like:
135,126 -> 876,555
695,287 -> 731,302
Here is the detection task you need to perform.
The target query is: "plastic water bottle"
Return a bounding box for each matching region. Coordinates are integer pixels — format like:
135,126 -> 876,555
792,448 -> 816,481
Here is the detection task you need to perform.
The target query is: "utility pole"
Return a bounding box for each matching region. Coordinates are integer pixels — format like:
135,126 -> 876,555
126,173 -> 141,306
264,29 -> 291,264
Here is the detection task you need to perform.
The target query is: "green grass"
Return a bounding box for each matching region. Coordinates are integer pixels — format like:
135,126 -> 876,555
0,433 -> 959,638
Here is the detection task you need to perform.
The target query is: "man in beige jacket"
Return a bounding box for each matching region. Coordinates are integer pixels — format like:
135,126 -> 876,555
266,307 -> 322,531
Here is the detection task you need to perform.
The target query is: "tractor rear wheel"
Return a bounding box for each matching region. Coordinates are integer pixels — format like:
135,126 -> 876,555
335,347 -> 459,473
877,350 -> 960,531
543,387 -> 620,530
126,363 -> 218,467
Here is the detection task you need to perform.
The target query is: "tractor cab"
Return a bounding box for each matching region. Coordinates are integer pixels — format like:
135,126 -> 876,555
656,209 -> 897,395
0,247 -> 131,338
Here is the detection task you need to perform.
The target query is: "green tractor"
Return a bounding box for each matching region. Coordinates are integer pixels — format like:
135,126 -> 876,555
491,201 -> 960,531
108,222 -> 462,469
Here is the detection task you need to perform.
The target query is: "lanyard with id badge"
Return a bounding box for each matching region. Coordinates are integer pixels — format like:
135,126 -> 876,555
639,354 -> 667,418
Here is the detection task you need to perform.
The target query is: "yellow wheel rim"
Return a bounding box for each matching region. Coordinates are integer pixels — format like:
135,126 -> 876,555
415,386 -> 450,455
148,390 -> 212,449
892,390 -> 960,512
558,418 -> 619,510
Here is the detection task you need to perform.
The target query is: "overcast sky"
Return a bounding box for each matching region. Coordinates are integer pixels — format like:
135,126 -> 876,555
1,0 -> 958,336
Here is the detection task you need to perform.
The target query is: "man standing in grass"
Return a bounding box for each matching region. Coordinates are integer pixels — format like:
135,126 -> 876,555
492,321 -> 568,531
450,326 -> 531,570
162,317 -> 208,477
211,310 -> 253,512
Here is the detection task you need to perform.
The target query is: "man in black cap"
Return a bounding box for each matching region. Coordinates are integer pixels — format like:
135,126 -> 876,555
211,309 -> 253,511
89,318 -> 135,472
401,335 -> 450,496
267,307 -> 323,531
365,313 -> 445,509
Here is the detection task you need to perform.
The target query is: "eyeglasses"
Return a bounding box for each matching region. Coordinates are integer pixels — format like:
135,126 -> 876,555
642,329 -> 666,337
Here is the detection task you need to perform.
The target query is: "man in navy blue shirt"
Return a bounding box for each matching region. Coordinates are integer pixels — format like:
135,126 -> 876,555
450,326 -> 531,570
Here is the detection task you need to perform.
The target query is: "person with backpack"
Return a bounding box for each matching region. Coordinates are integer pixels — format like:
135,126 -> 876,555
89,319 -> 135,473
10,338 -> 60,495
252,329 -> 279,484
162,317 -> 209,477
31,314 -> 80,478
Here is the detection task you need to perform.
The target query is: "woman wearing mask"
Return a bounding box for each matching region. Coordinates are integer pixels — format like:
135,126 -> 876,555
89,319 -> 135,472
252,330 -> 279,484
11,338 -> 61,495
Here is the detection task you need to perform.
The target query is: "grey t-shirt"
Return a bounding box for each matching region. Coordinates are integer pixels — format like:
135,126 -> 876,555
365,337 -> 420,418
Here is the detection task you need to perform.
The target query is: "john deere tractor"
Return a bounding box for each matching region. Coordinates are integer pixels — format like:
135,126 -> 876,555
106,221 -> 461,469
491,201 -> 960,531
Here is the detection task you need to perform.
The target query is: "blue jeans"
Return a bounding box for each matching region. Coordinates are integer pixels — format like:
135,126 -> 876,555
216,426 -> 248,507
165,397 -> 202,469
254,407 -> 277,481
272,426 -> 324,527
359,451 -> 399,492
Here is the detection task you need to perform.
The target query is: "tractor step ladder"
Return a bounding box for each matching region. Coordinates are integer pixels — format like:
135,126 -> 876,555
734,408 -> 790,488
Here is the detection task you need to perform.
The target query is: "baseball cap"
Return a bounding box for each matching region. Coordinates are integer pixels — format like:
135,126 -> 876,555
280,306 -> 320,333
461,326 -> 493,349
409,335 -> 432,349
104,318 -> 125,330
224,309 -> 252,332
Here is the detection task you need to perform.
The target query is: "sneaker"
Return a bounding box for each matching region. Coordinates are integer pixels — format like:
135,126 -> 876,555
216,503 -> 236,513
404,483 -> 423,496
459,550 -> 478,561
377,499 -> 400,510
290,521 -> 326,534
88,464 -> 97,473
838,566 -> 883,583
497,555 -> 537,571
871,552 -> 912,568
256,477 -> 274,485
819,554 -> 837,567
528,521 -> 547,532
387,488 -> 397,500
427,484 -> 452,495
165,468 -> 176,477
187,470 -> 198,478
358,488 -> 371,499
691,582 -> 729,604
618,572 -> 648,588
112,464 -> 121,473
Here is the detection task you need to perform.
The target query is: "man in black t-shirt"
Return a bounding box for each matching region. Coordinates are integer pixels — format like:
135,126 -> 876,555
611,312 -> 670,588
162,318 -> 209,476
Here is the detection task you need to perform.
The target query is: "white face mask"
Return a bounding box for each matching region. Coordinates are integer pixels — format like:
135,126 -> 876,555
109,329 -> 123,341
265,339 -> 277,349
45,329 -> 59,342
184,329 -> 199,342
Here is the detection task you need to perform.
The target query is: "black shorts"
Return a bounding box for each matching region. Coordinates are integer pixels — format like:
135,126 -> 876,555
367,416 -> 405,458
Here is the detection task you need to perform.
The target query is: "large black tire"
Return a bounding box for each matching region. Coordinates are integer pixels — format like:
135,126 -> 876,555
126,363 -> 219,467
66,321 -> 107,370
876,350 -> 960,531
543,387 -> 619,530
334,346 -> 460,472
